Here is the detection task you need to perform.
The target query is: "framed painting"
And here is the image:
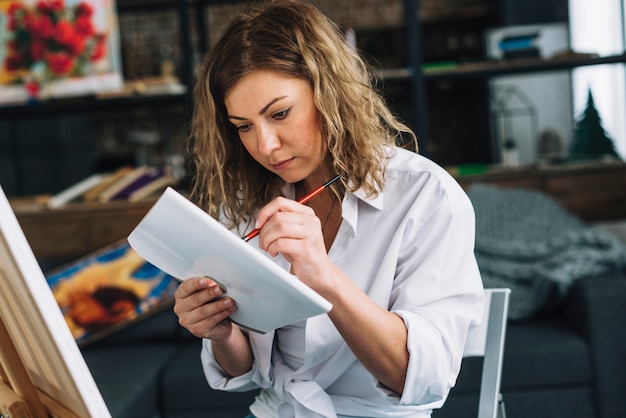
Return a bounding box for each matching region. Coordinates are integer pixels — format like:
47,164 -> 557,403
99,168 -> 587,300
0,0 -> 123,104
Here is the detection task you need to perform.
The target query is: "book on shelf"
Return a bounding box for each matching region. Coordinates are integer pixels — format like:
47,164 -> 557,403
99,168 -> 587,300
127,187 -> 332,334
97,166 -> 153,203
107,168 -> 165,201
39,166 -> 178,209
47,173 -> 107,209
83,166 -> 134,203
127,174 -> 177,202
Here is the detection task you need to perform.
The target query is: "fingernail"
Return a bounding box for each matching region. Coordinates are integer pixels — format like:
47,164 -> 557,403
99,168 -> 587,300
223,298 -> 232,307
199,278 -> 207,286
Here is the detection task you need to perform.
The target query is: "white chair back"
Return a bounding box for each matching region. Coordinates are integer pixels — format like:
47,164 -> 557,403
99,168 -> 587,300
464,288 -> 511,418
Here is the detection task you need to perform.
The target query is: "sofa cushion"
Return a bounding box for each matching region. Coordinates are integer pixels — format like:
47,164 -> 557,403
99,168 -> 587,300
453,318 -> 592,393
436,387 -> 596,418
502,318 -> 592,389
161,342 -> 259,418
83,343 -> 177,418
562,273 -> 626,418
440,317 -> 595,418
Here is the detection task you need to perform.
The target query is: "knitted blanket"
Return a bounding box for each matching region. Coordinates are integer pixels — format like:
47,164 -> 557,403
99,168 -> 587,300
467,184 -> 626,320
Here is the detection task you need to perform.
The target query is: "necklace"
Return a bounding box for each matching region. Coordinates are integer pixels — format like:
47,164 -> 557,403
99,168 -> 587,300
297,181 -> 336,233
320,199 -> 336,232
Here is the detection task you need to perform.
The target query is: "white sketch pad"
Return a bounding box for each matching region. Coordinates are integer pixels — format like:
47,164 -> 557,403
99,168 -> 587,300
127,187 -> 332,334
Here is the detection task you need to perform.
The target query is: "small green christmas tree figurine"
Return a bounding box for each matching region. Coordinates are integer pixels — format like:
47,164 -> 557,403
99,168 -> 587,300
568,89 -> 621,161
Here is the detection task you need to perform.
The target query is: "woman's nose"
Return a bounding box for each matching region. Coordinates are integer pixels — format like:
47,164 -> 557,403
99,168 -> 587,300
256,125 -> 281,155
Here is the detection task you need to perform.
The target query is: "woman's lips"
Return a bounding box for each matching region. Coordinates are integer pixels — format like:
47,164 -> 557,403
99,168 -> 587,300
271,157 -> 295,170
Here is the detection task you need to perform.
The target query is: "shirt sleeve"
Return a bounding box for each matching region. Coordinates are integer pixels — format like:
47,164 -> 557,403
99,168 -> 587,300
201,328 -> 282,393
200,338 -> 262,392
387,183 -> 485,407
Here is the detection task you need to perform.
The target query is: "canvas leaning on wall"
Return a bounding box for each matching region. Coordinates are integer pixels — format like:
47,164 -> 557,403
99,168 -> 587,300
46,240 -> 179,347
0,0 -> 123,104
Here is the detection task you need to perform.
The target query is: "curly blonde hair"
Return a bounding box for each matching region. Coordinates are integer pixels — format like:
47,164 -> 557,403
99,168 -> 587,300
188,0 -> 417,230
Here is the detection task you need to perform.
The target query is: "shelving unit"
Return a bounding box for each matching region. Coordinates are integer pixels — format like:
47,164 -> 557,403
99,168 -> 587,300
398,0 -> 501,163
399,0 -> 626,166
3,0 -> 626,196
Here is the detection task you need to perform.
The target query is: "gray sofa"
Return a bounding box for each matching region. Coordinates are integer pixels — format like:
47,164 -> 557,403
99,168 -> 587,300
78,267 -> 626,418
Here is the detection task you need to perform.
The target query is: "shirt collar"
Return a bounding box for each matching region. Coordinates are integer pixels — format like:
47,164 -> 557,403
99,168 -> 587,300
281,180 -> 383,209
280,180 -> 384,233
351,185 -> 384,211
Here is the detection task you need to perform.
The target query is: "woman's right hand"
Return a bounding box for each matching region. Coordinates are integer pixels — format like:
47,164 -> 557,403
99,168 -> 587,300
173,277 -> 237,341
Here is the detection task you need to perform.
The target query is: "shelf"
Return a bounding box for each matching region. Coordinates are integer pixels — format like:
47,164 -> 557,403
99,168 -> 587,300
423,54 -> 626,81
116,0 -> 179,11
454,161 -> 626,222
0,92 -> 187,118
116,0 -> 244,11
380,54 -> 626,84
380,68 -> 414,81
12,198 -> 157,259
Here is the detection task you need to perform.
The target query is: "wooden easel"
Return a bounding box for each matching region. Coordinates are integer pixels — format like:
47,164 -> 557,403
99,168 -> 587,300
0,299 -> 83,418
0,310 -> 48,418
0,186 -> 111,418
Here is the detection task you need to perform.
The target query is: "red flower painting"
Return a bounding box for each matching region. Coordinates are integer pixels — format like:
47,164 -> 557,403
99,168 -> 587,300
4,0 -> 109,97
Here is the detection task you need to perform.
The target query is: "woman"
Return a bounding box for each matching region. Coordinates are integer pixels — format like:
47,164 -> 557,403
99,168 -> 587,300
173,0 -> 484,416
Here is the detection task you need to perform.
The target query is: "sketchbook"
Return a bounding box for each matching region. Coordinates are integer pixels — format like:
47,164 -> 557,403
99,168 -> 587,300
127,187 -> 332,334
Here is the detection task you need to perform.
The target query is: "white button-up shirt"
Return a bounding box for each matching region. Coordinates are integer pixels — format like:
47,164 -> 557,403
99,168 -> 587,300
201,147 -> 484,417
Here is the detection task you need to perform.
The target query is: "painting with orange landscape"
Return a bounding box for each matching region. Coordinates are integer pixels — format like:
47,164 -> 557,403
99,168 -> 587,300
46,239 -> 178,347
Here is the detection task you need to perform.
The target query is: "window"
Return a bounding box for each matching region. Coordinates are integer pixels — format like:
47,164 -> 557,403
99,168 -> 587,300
569,0 -> 626,157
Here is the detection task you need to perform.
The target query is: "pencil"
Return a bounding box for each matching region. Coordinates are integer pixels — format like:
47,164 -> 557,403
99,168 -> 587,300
243,174 -> 341,242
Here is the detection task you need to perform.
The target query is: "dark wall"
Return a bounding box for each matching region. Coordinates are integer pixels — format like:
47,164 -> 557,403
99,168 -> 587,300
1,117 -> 98,196
500,0 -> 569,26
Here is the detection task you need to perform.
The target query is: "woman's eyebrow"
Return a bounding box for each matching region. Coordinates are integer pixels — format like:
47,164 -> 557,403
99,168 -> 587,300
259,96 -> 287,115
228,96 -> 288,121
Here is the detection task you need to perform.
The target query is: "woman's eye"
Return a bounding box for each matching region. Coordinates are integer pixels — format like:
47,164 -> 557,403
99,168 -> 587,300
237,123 -> 251,132
273,108 -> 290,120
